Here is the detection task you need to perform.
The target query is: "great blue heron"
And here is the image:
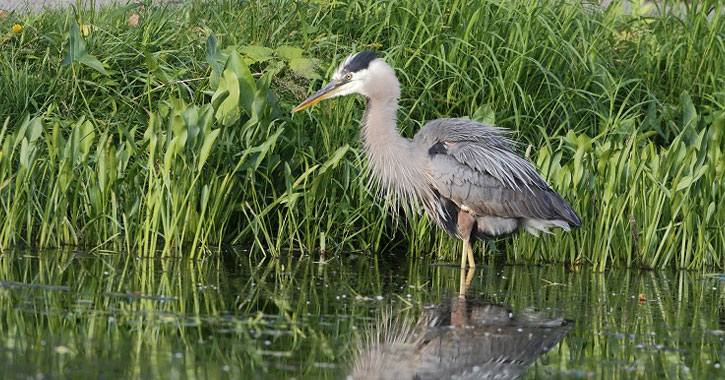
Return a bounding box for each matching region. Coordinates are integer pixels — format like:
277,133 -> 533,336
293,51 -> 580,268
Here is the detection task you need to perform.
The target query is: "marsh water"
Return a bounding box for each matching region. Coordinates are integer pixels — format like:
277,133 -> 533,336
0,249 -> 723,379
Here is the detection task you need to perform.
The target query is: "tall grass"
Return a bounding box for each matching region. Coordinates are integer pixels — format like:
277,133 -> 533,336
0,0 -> 723,269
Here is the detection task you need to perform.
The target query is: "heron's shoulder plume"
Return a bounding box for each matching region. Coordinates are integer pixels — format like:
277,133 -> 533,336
416,118 -> 516,149
339,51 -> 378,73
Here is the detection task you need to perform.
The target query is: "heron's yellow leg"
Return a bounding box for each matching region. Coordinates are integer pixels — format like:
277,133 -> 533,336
460,239 -> 468,269
465,239 -> 476,268
458,266 -> 476,296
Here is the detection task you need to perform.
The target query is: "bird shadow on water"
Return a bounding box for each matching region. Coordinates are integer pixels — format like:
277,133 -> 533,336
347,267 -> 572,380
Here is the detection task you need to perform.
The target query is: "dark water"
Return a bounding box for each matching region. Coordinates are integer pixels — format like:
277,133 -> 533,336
0,249 -> 723,379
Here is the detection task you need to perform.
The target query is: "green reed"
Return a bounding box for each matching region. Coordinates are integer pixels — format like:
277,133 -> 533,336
0,0 -> 723,269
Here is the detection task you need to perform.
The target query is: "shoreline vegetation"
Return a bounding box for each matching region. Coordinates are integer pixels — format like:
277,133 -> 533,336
0,0 -> 723,270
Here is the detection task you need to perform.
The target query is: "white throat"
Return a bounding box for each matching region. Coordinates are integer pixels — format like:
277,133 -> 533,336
358,62 -> 431,209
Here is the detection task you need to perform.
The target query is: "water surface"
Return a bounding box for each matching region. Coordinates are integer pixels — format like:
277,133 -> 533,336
0,249 -> 723,379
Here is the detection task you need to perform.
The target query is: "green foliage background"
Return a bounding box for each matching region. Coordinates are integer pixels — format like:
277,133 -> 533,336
0,0 -> 723,269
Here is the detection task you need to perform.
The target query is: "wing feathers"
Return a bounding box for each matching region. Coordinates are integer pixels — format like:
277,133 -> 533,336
416,119 -> 580,228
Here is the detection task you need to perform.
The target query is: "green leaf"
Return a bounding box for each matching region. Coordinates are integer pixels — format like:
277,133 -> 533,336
471,104 -> 495,125
183,105 -> 201,149
78,53 -> 109,76
19,138 -> 29,169
224,51 -> 256,116
248,127 -> 284,170
680,91 -> 698,130
675,166 -> 706,192
197,129 -> 220,171
61,22 -> 85,67
164,135 -> 182,172
171,113 -> 186,138
25,117 -> 43,145
205,31 -> 223,74
239,45 -> 274,63
62,22 -> 109,76
59,160 -> 73,192
275,45 -> 304,61
13,114 -> 30,149
289,57 -> 319,79
73,119 -> 96,162
320,145 -> 349,174
143,48 -> 169,84
211,69 -> 241,127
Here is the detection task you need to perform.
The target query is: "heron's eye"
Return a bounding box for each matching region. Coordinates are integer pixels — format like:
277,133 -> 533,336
344,74 -> 353,81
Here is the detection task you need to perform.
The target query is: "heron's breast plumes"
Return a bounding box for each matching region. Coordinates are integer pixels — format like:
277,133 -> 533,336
360,98 -> 433,213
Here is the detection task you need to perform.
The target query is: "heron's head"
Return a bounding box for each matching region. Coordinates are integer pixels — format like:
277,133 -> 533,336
292,51 -> 399,113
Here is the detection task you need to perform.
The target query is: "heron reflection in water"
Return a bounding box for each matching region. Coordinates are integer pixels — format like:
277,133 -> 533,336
293,51 -> 580,269
348,290 -> 571,380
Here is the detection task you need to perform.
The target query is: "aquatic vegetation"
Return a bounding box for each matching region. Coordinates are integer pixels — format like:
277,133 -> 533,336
0,0 -> 723,269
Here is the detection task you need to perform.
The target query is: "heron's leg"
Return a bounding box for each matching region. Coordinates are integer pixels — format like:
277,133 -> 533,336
465,239 -> 476,268
457,210 -> 475,269
460,239 -> 468,269
458,266 -> 476,296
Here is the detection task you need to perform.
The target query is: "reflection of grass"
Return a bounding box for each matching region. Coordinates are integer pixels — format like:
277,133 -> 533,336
0,0 -> 723,268
1,249 -> 723,379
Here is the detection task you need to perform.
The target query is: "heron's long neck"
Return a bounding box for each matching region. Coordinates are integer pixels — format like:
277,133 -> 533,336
361,96 -> 430,207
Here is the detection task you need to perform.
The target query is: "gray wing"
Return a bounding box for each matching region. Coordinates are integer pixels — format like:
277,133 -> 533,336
413,118 -> 580,227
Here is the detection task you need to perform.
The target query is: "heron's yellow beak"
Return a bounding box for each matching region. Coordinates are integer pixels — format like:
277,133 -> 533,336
292,79 -> 345,113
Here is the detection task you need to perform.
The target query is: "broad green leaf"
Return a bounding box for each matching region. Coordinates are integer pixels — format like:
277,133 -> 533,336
19,138 -> 29,168
197,129 -> 220,171
224,51 -> 256,115
705,202 -> 715,223
675,166 -> 706,192
289,57 -> 319,79
681,91 -> 697,130
78,53 -> 109,76
171,113 -> 186,138
89,185 -> 102,212
78,120 -> 95,157
13,114 -> 30,149
275,45 -> 303,61
62,22 -> 109,76
205,32 -> 223,74
59,160 -> 73,192
471,104 -> 495,125
291,164 -> 319,189
25,117 -> 43,145
211,69 -> 241,126
183,105 -> 201,149
61,22 -> 86,66
164,135 -> 182,172
239,45 -> 274,63
319,144 -> 349,174
198,104 -> 215,136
